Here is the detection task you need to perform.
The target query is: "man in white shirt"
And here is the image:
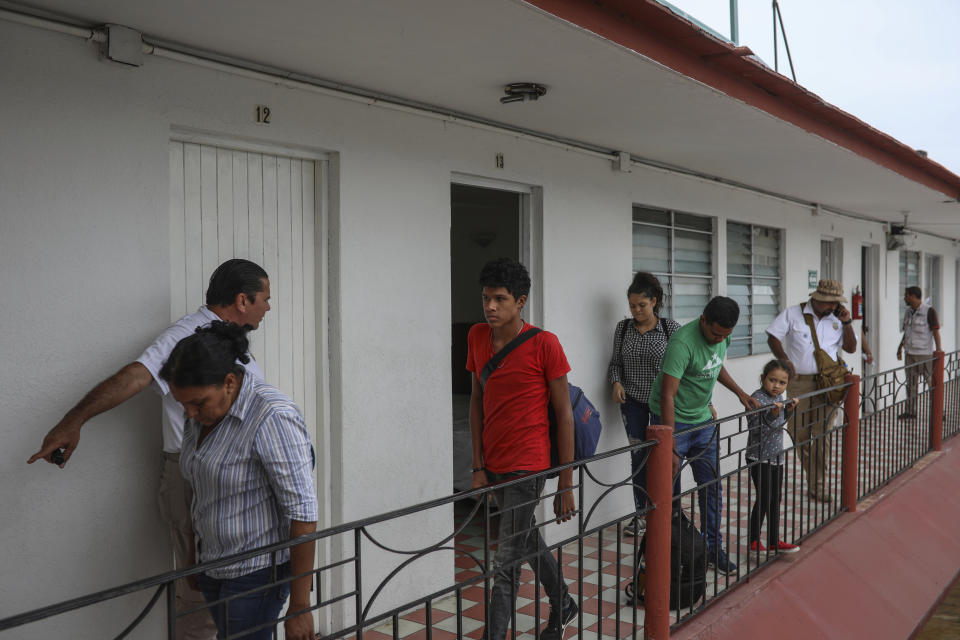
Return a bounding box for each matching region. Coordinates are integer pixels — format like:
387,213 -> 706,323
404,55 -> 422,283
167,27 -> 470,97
897,286 -> 942,419
766,279 -> 857,503
29,258 -> 271,640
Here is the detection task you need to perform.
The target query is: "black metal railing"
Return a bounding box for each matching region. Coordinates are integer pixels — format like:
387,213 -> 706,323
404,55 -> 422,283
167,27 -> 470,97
1,442 -> 658,640
944,351 -> 960,441
858,356 -> 937,499
7,358 -> 956,639
668,382 -> 850,625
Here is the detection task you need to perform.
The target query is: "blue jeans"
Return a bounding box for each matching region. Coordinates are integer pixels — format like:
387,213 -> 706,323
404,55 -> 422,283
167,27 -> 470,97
620,398 -> 651,512
653,415 -> 724,551
197,563 -> 290,640
486,471 -> 570,640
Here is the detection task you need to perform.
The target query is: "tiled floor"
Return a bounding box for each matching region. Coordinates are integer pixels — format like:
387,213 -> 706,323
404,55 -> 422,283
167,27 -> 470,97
361,403 -> 936,640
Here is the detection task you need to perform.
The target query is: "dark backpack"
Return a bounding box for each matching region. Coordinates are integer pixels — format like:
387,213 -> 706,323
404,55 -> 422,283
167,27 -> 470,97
479,327 -> 602,465
624,509 -> 707,610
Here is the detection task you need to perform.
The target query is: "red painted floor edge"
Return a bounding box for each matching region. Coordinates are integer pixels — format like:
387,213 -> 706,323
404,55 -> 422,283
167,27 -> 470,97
672,443 -> 960,640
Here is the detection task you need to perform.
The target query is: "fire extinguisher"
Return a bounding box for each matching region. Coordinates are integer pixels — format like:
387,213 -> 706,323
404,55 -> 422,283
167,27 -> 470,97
851,286 -> 863,320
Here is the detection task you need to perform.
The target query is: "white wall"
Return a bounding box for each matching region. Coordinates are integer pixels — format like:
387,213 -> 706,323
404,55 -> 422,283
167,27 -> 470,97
2,18 -> 959,637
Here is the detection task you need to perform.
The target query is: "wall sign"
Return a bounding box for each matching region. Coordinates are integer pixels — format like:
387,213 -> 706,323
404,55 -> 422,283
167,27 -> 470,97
808,270 -> 818,288
255,105 -> 272,124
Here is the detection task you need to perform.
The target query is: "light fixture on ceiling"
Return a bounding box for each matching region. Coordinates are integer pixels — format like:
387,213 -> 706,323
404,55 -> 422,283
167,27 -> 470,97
500,83 -> 547,104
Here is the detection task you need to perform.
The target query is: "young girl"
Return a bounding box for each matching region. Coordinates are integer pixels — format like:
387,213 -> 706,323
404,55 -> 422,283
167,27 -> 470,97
746,359 -> 800,553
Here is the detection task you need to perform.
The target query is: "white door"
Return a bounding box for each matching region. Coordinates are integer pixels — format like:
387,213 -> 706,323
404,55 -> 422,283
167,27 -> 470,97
168,140 -> 320,439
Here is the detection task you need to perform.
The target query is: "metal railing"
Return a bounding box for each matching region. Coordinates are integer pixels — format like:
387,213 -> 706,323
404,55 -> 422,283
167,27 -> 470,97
858,355 -> 938,500
944,351 -> 960,441
664,380 -> 851,624
3,353 -> 956,639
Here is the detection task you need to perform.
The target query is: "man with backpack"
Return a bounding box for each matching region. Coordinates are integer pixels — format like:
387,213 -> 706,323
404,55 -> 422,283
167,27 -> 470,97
897,286 -> 942,419
649,297 -> 759,576
466,257 -> 578,640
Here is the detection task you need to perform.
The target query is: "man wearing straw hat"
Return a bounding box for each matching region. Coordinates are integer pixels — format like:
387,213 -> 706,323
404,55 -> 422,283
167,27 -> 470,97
766,279 -> 858,503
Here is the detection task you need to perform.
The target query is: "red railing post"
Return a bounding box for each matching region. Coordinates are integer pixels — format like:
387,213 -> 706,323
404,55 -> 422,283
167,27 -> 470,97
841,374 -> 861,513
930,351 -> 945,452
644,424 -> 674,640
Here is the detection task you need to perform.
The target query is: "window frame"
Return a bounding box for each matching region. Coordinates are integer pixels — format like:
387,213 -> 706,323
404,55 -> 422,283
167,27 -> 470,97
631,205 -> 714,325
725,220 -> 784,358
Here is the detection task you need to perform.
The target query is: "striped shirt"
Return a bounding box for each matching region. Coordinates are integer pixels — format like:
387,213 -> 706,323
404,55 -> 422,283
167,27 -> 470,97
607,317 -> 681,403
180,372 -> 317,579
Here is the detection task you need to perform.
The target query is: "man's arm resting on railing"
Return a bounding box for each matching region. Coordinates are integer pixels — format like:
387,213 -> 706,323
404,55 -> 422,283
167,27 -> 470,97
285,519 -> 317,640
28,362 -> 154,466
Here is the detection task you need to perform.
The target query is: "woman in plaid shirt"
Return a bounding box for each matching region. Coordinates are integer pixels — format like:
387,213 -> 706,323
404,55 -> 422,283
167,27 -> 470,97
608,272 -> 680,536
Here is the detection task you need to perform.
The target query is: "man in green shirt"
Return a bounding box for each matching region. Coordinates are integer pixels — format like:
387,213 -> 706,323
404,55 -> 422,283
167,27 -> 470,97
650,296 -> 758,575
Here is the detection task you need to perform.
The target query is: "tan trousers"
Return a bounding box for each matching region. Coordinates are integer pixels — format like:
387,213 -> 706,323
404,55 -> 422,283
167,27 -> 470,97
158,453 -> 218,640
786,375 -> 839,497
905,353 -> 934,414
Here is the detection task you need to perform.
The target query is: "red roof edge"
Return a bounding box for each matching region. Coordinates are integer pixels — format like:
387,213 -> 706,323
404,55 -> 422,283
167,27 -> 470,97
525,0 -> 960,201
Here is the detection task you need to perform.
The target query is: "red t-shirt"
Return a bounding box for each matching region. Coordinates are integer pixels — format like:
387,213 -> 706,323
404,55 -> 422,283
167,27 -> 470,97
466,323 -> 571,473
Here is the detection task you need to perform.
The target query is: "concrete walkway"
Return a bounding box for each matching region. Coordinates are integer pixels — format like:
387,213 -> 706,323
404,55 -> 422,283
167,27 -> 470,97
672,440 -> 960,640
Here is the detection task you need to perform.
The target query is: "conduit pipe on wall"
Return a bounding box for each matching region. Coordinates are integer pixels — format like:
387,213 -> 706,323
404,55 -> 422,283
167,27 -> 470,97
0,3 -> 951,240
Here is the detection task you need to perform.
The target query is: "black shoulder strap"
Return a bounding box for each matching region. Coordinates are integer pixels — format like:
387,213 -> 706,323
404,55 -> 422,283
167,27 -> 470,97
618,319 -> 630,349
660,317 -> 673,339
479,327 -> 542,386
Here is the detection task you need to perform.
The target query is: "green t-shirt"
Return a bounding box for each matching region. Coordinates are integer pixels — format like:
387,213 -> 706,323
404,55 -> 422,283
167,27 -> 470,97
649,319 -> 729,425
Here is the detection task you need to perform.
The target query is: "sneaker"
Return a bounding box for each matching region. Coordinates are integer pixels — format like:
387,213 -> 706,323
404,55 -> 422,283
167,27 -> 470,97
540,599 -> 578,640
708,548 -> 737,575
748,540 -> 767,552
775,540 -> 800,554
623,517 -> 645,537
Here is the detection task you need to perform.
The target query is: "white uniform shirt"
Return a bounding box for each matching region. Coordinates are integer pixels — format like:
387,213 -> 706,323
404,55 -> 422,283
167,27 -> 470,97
765,302 -> 855,375
136,306 -> 265,452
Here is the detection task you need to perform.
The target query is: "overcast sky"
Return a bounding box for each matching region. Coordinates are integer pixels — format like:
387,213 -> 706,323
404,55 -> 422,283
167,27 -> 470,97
666,0 -> 960,174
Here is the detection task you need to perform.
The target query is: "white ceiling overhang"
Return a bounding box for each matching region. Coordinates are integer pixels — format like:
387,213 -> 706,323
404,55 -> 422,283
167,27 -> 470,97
6,0 -> 960,239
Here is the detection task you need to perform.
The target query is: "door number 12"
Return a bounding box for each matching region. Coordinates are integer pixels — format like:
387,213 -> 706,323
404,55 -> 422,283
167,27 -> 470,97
255,105 -> 272,124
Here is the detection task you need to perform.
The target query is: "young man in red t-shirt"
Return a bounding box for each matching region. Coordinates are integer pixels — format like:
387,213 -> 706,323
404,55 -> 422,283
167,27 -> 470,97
466,258 -> 577,640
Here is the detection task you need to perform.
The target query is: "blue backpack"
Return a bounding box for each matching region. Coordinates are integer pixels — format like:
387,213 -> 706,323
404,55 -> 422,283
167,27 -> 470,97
479,327 -> 603,467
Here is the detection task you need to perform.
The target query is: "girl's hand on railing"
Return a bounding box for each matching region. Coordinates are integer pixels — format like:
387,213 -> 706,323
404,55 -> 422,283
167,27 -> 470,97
770,402 -> 783,417
786,398 -> 799,411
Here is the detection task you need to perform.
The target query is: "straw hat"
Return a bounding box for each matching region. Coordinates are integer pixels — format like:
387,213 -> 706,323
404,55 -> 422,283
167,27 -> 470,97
809,279 -> 847,303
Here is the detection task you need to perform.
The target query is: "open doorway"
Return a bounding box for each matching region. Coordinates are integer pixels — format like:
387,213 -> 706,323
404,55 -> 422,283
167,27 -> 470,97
450,183 -> 523,492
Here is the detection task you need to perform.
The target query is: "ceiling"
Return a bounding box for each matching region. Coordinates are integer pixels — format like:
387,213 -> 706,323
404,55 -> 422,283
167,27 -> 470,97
9,0 -> 960,239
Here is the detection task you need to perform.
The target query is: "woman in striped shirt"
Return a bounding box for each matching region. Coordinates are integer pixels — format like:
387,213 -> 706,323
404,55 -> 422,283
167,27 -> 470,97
161,321 -> 317,640
607,272 -> 680,536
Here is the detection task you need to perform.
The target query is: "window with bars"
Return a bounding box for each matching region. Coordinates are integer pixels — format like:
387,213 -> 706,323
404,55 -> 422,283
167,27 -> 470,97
726,222 -> 782,357
900,250 -> 920,320
632,206 -> 713,325
925,254 -> 941,312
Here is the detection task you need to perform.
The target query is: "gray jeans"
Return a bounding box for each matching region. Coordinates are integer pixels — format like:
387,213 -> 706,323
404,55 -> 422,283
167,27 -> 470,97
486,471 -> 570,640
